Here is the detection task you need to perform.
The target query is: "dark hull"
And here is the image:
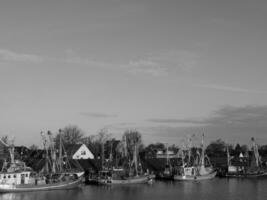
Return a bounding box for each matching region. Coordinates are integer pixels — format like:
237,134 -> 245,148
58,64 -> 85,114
85,178 -> 99,185
156,174 -> 174,181
224,172 -> 267,178
0,178 -> 82,193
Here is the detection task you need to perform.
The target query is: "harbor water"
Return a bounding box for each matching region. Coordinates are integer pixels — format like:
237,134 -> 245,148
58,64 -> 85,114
1,178 -> 267,200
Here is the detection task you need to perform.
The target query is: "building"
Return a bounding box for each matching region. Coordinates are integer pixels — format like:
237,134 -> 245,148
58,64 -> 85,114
67,144 -> 94,160
156,150 -> 178,159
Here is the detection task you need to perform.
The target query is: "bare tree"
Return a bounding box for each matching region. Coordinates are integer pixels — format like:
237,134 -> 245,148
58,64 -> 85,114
0,135 -> 9,144
123,129 -> 143,153
54,125 -> 85,148
82,129 -> 111,160
29,144 -> 39,150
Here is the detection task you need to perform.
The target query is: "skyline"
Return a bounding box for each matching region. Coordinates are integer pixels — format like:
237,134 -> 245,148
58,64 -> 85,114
1,0 -> 267,146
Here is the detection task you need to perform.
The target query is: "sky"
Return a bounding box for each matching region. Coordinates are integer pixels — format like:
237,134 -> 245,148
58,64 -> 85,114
1,0 -> 267,147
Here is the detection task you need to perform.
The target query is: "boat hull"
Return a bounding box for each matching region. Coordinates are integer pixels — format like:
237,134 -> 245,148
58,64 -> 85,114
224,172 -> 267,178
0,178 -> 82,193
174,171 -> 217,181
98,175 -> 151,185
156,174 -> 174,181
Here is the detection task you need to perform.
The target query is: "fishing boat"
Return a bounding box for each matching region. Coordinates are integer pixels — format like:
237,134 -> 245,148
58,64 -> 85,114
174,134 -> 217,181
0,131 -> 83,193
97,135 -> 151,185
98,168 -> 150,185
157,143 -> 174,180
225,137 -> 267,178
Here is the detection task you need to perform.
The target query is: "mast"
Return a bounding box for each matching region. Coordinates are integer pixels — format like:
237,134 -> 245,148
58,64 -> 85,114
134,144 -> 138,175
41,131 -> 49,174
0,138 -> 15,165
123,135 -> 128,157
166,143 -> 169,165
200,133 -> 205,167
251,137 -> 260,167
101,141 -> 105,170
0,137 -> 15,171
109,141 -> 113,165
188,137 -> 192,166
9,139 -> 15,165
226,144 -> 230,167
181,142 -> 185,167
182,149 -> 186,175
59,129 -> 63,172
48,130 -> 56,173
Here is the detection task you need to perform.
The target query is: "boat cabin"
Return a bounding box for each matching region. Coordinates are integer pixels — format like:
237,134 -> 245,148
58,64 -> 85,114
183,167 -> 197,176
0,171 -> 32,185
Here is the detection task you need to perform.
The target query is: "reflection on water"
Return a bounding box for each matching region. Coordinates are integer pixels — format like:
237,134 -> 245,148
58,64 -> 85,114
1,179 -> 267,200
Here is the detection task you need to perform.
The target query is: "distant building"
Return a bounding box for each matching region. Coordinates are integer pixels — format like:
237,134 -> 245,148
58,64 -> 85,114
156,150 -> 177,159
66,144 -> 94,160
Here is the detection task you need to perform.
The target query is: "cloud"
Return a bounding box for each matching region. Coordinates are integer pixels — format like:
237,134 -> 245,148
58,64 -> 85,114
196,84 -> 267,94
80,112 -> 117,118
121,50 -> 199,77
58,49 -> 117,69
148,105 -> 267,128
122,60 -> 167,77
60,49 -> 199,77
0,48 -> 115,69
60,50 -> 168,77
0,49 -> 43,63
208,105 -> 267,127
146,105 -> 267,144
0,48 -> 198,78
148,118 -> 205,125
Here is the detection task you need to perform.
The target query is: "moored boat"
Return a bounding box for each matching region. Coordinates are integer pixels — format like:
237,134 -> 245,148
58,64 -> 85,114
174,166 -> 217,181
0,174 -> 82,193
174,134 -> 217,181
0,131 -> 84,193
156,143 -> 174,180
224,137 -> 267,178
98,169 -> 150,185
97,134 -> 152,185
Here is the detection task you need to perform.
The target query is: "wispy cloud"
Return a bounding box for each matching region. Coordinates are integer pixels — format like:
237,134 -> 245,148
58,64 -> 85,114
122,60 -> 167,77
145,105 -> 267,144
148,105 -> 267,128
196,83 -> 267,94
0,48 -> 199,77
58,49 -> 116,69
59,49 -> 199,77
80,112 -> 117,118
208,105 -> 267,127
121,50 -> 199,77
0,49 -> 43,63
148,118 -> 205,125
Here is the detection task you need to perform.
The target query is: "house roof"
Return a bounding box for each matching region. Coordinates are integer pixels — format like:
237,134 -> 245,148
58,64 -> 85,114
64,143 -> 90,157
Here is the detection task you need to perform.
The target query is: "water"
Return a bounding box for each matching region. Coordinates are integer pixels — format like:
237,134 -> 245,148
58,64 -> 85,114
1,178 -> 267,200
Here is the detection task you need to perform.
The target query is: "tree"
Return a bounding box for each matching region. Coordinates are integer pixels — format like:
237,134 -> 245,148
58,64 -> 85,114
234,143 -> 242,156
142,142 -> 165,158
82,129 -> 111,159
241,144 -> 249,156
206,139 -> 226,157
259,145 -> 267,156
123,129 -> 143,159
29,144 -> 39,150
54,125 -> 85,148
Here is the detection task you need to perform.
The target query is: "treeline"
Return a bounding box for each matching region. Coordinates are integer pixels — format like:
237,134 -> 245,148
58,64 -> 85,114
38,126 -> 267,160
2,125 -> 267,162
